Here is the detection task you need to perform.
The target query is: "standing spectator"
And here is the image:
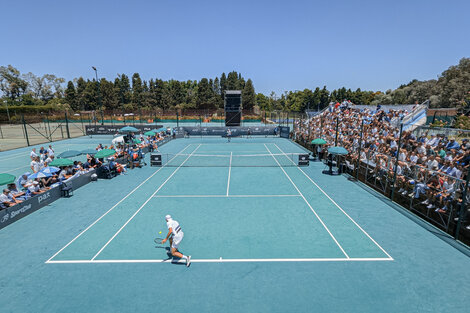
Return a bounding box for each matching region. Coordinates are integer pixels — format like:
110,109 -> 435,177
47,145 -> 55,157
30,156 -> 40,173
30,148 -> 38,160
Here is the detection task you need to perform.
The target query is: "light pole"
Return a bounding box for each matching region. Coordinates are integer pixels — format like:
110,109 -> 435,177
92,66 -> 104,125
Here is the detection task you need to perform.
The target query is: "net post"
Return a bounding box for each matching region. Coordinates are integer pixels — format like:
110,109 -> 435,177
22,115 -> 30,147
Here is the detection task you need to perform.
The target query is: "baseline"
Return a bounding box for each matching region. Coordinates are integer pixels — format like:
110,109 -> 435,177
47,257 -> 392,264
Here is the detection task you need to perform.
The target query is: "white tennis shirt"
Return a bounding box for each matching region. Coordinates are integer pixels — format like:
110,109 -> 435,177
167,219 -> 182,236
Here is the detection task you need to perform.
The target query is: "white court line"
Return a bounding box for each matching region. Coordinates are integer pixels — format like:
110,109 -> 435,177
90,144 -> 202,261
46,143 -> 193,263
273,143 -> 393,260
153,194 -> 301,198
264,143 -> 350,258
226,152 -> 232,196
46,257 -> 392,264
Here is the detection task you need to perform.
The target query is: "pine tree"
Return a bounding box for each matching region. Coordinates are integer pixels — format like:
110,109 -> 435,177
132,73 -> 143,108
64,81 -> 78,110
242,79 -> 256,110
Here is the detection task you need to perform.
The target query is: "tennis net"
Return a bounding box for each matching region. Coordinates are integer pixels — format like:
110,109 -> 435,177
161,153 -> 301,167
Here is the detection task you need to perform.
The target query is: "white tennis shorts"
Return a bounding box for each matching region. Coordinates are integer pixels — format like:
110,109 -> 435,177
172,232 -> 184,249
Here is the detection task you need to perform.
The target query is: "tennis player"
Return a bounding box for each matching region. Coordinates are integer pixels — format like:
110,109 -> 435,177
161,215 -> 191,267
227,128 -> 232,142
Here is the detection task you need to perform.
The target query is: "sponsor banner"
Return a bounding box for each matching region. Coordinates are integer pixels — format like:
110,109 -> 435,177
182,126 -> 277,136
0,170 -> 96,230
0,187 -> 61,229
85,125 -> 163,135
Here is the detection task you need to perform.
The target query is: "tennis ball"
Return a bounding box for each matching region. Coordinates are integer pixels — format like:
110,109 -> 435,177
159,231 -> 162,234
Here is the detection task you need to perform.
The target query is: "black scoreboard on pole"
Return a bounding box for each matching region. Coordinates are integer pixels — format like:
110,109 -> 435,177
224,90 -> 242,126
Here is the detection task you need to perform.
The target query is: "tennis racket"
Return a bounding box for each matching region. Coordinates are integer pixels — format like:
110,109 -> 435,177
154,237 -> 165,245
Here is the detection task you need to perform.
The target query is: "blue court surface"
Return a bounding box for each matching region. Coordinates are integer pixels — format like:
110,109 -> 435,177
0,136 -> 469,313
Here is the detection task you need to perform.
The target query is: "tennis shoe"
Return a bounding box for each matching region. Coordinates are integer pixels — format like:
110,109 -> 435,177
186,255 -> 191,267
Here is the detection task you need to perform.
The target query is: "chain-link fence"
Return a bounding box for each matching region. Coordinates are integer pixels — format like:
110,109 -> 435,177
0,108 -> 306,151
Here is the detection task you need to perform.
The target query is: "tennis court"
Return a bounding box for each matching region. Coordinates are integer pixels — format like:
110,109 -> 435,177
1,136 -> 469,313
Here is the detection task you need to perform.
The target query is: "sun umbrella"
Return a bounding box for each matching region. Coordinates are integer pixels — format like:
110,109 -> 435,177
311,138 -> 327,145
119,126 -> 139,133
58,150 -> 82,158
328,146 -> 349,155
40,166 -> 60,175
153,127 -> 166,132
49,158 -> 74,167
112,135 -> 125,145
95,149 -> 116,159
133,138 -> 142,144
29,172 -> 51,179
144,130 -> 156,136
0,173 -> 16,185
81,149 -> 97,155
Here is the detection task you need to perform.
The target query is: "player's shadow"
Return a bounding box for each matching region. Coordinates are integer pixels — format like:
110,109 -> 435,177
155,246 -> 186,265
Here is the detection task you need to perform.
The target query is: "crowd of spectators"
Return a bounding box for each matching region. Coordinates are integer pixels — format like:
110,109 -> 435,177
294,101 -> 470,230
1,128 -> 171,210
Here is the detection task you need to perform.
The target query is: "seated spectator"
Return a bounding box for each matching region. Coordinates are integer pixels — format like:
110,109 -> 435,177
17,173 -> 31,190
7,183 -> 28,201
27,181 -> 45,195
0,189 -> 22,207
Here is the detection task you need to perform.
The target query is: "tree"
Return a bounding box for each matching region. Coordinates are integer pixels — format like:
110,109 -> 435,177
0,65 -> 28,100
196,78 -> 214,109
220,72 -> 227,102
242,79 -> 256,110
64,81 -> 78,110
132,73 -> 143,107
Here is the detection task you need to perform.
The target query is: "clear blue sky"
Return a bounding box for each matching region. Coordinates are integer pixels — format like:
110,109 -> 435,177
1,0 -> 469,95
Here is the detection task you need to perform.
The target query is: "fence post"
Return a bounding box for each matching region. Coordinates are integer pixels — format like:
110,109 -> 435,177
391,123 -> 404,202
0,124 -> 3,139
22,115 -> 30,147
46,117 -> 52,141
356,119 -> 364,180
80,112 -> 85,135
65,111 -> 71,138
176,111 -> 179,127
455,168 -> 470,239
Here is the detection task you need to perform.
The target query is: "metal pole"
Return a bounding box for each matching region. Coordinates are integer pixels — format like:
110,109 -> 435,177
92,66 -> 104,125
65,111 -> 70,138
455,168 -> 470,239
80,112 -> 85,135
355,119 -> 364,180
22,115 -> 30,146
334,116 -> 339,146
4,100 -> 11,123
47,117 -> 52,141
0,124 -> 3,139
391,123 -> 404,202
176,111 -> 179,127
